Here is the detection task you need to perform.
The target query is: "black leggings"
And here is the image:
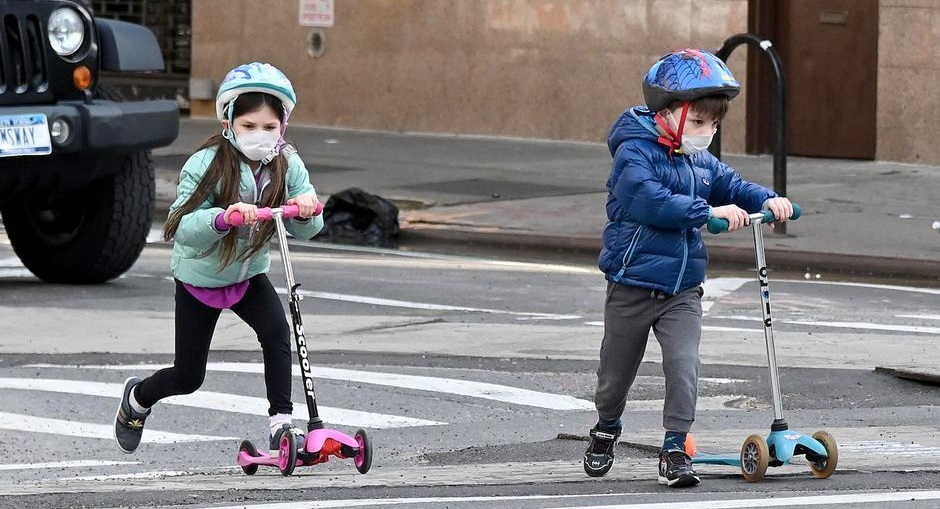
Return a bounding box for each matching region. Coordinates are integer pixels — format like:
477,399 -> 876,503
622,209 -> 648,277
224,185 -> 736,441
135,274 -> 293,416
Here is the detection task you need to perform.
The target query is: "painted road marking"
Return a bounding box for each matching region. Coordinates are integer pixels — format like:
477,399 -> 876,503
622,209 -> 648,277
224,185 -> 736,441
701,277 -> 750,312
0,459 -> 139,471
30,363 -> 744,412
622,395 -> 747,412
711,315 -> 940,335
896,313 -> 940,321
842,440 -> 940,457
195,490 -> 940,509
0,378 -> 443,428
0,411 -> 233,444
781,278 -> 940,295
28,363 -> 596,411
584,322 -> 760,334
158,275 -> 583,321
293,288 -> 582,321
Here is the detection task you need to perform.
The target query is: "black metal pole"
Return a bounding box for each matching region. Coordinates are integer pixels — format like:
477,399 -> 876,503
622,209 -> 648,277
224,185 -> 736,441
712,33 -> 788,234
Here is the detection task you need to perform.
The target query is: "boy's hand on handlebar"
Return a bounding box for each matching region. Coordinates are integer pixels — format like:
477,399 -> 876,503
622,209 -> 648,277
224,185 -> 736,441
711,204 -> 750,231
287,193 -> 319,219
224,202 -> 258,226
764,197 -> 794,226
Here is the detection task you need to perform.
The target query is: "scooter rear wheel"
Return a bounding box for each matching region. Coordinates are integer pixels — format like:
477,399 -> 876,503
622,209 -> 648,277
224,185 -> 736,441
740,434 -> 769,483
278,431 -> 298,476
238,440 -> 259,476
354,429 -> 372,474
808,430 -> 838,479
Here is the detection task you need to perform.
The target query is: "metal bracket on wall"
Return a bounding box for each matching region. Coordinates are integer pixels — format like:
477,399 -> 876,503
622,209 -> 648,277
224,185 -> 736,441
712,33 -> 789,235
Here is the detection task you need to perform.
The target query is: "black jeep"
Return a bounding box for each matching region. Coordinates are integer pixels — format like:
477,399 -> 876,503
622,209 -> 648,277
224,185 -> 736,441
0,0 -> 178,283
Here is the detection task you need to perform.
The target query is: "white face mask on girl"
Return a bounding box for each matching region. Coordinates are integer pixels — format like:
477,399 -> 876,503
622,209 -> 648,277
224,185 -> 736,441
231,129 -> 280,162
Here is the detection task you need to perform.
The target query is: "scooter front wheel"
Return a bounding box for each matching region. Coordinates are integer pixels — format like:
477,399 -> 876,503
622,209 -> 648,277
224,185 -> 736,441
740,434 -> 769,482
354,429 -> 372,474
808,430 -> 838,479
278,431 -> 298,476
238,440 -> 259,476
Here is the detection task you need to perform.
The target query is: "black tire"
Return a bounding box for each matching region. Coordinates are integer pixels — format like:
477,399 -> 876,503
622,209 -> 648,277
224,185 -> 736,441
238,440 -> 259,476
279,431 -> 298,476
2,150 -> 154,284
354,429 -> 372,474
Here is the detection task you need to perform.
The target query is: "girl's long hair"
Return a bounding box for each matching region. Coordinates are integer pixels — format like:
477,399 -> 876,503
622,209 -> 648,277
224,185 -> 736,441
163,92 -> 289,269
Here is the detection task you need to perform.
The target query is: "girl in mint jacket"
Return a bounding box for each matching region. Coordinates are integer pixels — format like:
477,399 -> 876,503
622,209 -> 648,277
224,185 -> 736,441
113,63 -> 323,455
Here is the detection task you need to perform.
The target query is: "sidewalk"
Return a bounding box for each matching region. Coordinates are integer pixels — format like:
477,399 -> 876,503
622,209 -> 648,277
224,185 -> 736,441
155,118 -> 940,281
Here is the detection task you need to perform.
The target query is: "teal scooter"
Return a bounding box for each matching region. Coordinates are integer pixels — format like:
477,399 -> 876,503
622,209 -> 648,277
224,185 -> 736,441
693,204 -> 838,482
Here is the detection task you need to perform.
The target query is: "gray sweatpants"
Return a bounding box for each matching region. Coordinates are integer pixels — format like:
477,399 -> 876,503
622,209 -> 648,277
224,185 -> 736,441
593,282 -> 703,433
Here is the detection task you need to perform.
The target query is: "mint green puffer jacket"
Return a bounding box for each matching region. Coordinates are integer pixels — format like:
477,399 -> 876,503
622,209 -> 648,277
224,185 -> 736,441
168,145 -> 324,287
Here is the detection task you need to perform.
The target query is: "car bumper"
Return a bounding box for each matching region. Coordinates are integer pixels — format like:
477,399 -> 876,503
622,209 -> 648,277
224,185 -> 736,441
0,99 -> 179,154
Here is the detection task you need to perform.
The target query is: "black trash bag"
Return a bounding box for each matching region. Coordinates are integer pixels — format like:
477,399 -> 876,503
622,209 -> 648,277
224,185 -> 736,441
319,188 -> 400,247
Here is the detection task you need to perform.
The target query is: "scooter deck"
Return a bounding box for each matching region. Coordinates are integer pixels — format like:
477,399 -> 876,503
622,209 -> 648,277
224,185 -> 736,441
690,452 -> 740,467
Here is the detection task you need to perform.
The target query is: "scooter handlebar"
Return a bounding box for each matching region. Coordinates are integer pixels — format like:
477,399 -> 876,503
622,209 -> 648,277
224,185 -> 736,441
707,203 -> 801,234
226,202 -> 324,227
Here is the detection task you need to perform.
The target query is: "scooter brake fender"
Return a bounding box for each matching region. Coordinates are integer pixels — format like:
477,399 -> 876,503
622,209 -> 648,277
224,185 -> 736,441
767,430 -> 827,463
306,428 -> 359,453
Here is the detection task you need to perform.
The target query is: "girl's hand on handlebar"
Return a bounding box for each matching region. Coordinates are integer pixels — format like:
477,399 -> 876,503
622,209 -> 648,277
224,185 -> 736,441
764,197 -> 794,226
224,202 -> 258,226
287,193 -> 319,219
711,204 -> 750,231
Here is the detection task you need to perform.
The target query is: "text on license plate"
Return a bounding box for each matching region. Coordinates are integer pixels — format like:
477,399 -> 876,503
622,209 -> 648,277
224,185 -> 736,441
0,114 -> 52,157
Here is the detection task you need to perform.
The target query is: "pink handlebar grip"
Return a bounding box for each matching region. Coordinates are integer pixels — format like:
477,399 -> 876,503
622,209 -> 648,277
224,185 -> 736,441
226,202 -> 324,227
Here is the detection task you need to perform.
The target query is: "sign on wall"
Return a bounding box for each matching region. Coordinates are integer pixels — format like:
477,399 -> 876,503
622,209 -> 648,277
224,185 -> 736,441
299,0 -> 334,27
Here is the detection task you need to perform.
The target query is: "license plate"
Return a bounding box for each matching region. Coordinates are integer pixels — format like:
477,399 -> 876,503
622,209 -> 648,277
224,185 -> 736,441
0,114 -> 52,157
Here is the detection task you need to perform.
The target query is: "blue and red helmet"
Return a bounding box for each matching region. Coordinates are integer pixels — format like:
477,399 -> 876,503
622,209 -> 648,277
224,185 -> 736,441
642,49 -> 740,112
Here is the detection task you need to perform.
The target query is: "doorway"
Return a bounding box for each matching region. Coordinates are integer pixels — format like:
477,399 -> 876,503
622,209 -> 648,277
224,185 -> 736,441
748,0 -> 878,159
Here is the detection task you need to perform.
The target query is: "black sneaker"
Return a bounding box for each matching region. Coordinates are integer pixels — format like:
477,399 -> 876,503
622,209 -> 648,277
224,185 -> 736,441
658,449 -> 700,487
583,425 -> 621,477
269,423 -> 306,456
113,376 -> 150,454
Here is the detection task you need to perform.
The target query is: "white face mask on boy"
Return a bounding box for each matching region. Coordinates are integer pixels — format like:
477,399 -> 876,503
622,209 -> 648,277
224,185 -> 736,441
680,132 -> 715,155
232,129 -> 280,162
667,110 -> 715,155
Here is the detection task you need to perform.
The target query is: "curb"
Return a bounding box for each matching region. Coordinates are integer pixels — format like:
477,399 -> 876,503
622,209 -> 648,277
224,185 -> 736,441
401,225 -> 940,281
874,366 -> 940,386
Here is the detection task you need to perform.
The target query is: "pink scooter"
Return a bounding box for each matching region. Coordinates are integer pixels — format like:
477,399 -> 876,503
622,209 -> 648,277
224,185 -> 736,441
228,203 -> 372,476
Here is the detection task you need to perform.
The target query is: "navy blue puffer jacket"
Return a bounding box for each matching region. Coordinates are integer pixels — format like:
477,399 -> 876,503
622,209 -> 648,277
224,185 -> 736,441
598,107 -> 775,294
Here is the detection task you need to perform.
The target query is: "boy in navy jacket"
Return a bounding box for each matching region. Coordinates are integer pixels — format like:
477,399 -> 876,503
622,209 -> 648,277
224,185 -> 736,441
583,48 -> 793,488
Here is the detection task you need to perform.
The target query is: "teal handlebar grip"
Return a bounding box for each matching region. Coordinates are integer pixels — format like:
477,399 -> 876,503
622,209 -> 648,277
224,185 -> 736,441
706,202 -> 801,234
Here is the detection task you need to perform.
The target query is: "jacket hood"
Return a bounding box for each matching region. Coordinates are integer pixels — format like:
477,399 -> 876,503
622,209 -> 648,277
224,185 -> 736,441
607,106 -> 660,156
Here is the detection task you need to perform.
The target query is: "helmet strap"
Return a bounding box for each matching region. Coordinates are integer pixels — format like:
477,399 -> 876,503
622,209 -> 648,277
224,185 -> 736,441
655,102 -> 690,154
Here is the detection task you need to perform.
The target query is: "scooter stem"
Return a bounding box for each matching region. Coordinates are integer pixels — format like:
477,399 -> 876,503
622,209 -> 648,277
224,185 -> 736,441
271,211 -> 324,430
751,215 -> 787,427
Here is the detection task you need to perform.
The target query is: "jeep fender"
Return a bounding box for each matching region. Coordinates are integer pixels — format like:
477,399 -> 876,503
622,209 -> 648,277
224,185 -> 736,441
96,18 -> 165,72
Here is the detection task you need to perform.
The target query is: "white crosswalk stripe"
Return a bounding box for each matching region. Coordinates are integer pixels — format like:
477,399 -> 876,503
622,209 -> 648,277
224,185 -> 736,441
0,378 -> 443,428
30,362 -> 596,411
0,411 -> 234,444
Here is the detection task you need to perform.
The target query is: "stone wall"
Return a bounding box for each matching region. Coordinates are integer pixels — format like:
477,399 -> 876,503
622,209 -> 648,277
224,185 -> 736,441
191,0 -> 749,151
876,0 -> 939,163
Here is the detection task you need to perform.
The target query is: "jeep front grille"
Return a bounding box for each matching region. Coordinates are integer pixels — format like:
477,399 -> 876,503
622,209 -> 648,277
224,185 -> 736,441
0,14 -> 48,96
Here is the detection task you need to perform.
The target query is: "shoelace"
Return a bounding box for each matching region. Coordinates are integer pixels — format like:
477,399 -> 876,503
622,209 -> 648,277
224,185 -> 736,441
666,451 -> 693,469
591,437 -> 615,454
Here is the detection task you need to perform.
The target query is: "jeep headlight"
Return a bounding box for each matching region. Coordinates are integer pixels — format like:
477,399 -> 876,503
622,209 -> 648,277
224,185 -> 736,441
48,8 -> 85,56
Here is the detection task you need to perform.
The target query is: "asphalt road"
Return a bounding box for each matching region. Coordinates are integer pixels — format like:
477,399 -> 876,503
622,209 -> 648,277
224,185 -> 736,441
0,235 -> 938,508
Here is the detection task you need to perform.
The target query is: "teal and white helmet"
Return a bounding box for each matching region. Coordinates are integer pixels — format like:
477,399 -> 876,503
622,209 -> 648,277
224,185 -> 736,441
215,62 -> 297,121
